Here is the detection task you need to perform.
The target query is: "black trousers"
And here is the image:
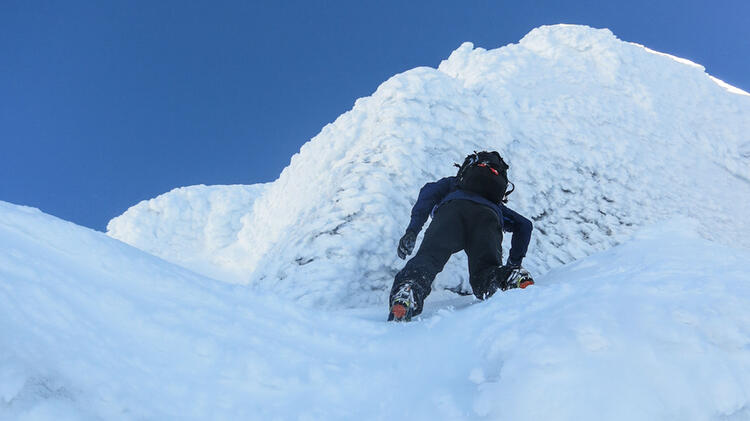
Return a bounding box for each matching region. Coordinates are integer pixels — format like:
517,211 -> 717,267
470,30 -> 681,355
390,200 -> 503,315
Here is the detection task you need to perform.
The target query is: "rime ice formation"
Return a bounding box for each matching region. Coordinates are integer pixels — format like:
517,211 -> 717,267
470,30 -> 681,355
108,24 -> 750,309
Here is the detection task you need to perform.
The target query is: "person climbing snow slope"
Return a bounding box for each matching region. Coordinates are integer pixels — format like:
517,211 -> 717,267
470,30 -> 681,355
389,151 -> 534,322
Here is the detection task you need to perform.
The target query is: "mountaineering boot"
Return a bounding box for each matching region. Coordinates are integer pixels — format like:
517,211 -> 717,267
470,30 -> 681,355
475,265 -> 533,300
388,283 -> 417,322
503,266 -> 534,290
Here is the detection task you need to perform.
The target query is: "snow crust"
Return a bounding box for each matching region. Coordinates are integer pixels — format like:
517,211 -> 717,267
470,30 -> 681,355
4,200 -> 750,420
107,24 -> 750,310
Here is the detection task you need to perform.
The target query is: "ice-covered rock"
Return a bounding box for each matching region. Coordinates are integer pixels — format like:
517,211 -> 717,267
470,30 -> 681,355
107,24 -> 750,309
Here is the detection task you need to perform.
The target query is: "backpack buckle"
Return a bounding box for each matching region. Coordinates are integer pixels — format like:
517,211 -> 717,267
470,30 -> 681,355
477,162 -> 499,176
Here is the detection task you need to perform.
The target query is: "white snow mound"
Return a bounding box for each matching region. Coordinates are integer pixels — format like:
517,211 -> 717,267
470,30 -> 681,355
107,24 -> 750,309
3,201 -> 750,420
106,183 -> 268,281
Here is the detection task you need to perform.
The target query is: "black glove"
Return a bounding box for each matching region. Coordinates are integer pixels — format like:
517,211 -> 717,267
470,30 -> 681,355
397,230 -> 417,260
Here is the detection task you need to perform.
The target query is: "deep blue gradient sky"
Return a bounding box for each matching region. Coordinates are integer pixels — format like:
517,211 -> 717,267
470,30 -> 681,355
2,1 -> 749,231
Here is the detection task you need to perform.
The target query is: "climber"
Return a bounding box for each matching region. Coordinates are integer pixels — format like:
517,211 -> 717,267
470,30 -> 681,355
389,151 -> 534,322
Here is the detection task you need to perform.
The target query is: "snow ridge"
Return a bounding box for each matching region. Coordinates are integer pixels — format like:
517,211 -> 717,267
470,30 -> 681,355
4,201 -> 750,420
107,183 -> 268,281
107,24 -> 750,309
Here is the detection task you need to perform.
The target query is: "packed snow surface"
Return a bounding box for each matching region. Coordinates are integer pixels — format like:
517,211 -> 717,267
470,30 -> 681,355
107,25 -> 750,309
3,201 -> 750,420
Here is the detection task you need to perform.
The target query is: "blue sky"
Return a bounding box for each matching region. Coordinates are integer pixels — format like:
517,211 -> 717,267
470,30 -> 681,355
2,0 -> 748,230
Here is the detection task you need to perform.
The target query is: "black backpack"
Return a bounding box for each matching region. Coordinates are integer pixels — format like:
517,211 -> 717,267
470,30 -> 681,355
455,151 -> 514,204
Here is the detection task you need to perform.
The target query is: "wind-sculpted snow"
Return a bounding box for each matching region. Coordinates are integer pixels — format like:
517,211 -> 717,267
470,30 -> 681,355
106,183 -> 269,282
107,24 -> 750,309
3,201 -> 750,420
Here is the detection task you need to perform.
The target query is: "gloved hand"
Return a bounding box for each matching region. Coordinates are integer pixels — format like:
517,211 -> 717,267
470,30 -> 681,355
397,230 -> 417,260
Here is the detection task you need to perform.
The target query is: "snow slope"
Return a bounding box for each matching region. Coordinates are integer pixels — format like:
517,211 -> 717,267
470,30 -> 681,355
104,183 -> 268,282
4,201 -> 750,420
107,25 -> 750,309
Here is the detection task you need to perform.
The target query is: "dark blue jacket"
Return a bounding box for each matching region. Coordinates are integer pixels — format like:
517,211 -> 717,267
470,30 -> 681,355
406,176 -> 532,265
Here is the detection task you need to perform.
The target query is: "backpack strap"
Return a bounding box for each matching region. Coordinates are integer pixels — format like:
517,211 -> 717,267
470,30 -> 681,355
503,181 -> 515,203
